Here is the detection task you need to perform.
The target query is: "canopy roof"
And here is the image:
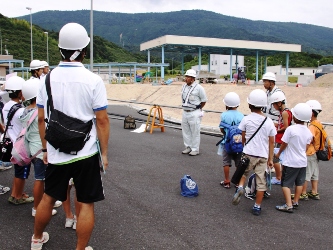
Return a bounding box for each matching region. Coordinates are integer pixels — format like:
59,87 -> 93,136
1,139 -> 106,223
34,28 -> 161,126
140,35 -> 301,56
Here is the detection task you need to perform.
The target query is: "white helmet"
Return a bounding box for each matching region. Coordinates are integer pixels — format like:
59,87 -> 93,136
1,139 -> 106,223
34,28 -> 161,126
30,60 -> 45,70
270,91 -> 286,104
223,92 -> 240,107
185,69 -> 196,78
22,78 -> 40,100
262,72 -> 276,82
58,23 -> 90,50
5,76 -> 25,91
291,103 -> 312,122
306,100 -> 322,112
247,89 -> 267,107
40,61 -> 49,67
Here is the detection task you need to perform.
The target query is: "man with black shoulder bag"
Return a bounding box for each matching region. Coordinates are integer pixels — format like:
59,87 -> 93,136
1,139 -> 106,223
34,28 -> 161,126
231,89 -> 276,216
31,23 -> 110,250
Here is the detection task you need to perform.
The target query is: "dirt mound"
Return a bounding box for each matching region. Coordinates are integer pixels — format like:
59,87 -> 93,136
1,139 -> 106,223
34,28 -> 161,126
309,73 -> 333,87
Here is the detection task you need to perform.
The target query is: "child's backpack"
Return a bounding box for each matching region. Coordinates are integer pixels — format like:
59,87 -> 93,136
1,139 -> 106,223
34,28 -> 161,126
311,124 -> 332,161
11,109 -> 42,166
245,173 -> 271,200
219,121 -> 243,154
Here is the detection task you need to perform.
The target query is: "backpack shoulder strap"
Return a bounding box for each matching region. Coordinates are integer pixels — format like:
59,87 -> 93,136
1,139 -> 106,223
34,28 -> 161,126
2,103 -> 22,143
26,109 -> 39,128
220,122 -> 231,129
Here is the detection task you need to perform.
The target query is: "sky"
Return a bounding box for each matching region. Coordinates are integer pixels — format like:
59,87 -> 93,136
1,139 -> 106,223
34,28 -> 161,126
1,0 -> 333,29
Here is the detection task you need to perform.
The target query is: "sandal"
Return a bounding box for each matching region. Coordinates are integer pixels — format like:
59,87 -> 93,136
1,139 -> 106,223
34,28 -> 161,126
9,196 -> 34,205
220,181 -> 231,189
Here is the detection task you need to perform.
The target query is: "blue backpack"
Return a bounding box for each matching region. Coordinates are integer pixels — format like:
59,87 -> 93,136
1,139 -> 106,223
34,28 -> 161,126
220,121 -> 243,154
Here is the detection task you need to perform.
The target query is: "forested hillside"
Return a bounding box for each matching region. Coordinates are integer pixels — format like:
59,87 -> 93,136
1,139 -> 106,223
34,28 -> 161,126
16,10 -> 333,55
0,14 -> 146,66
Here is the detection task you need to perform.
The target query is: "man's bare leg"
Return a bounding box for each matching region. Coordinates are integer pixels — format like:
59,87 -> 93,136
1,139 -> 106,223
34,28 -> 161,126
76,202 -> 94,250
33,193 -> 56,239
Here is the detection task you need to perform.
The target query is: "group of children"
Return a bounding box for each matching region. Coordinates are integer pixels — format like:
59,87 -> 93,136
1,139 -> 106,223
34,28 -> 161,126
0,60 -> 77,228
219,72 -> 325,216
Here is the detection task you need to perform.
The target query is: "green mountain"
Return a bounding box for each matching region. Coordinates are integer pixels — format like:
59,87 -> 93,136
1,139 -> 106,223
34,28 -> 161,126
0,13 -> 146,67
15,10 -> 333,55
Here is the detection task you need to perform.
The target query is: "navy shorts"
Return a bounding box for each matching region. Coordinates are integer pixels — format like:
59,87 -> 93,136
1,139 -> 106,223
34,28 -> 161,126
32,158 -> 47,180
45,153 -> 105,203
281,166 -> 306,188
14,164 -> 31,179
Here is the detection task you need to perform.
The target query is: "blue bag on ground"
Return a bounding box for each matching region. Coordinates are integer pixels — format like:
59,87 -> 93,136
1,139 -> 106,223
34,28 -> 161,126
180,175 -> 199,197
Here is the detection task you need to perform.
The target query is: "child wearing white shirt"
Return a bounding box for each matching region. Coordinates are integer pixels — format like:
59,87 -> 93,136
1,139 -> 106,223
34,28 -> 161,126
275,103 -> 313,213
232,89 -> 276,216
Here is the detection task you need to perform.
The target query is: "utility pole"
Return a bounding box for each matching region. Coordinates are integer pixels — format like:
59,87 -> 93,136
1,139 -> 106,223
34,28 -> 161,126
26,7 -> 33,61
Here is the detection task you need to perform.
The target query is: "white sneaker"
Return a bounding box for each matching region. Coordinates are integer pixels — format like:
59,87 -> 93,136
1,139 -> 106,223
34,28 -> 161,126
32,208 -> 57,217
85,247 -> 93,250
189,151 -> 199,156
73,215 -> 77,230
65,215 -> 76,229
182,147 -> 191,154
53,200 -> 62,208
31,232 -> 49,250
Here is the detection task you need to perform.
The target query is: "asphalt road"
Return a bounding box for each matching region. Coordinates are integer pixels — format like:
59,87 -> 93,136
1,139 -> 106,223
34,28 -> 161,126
0,105 -> 332,250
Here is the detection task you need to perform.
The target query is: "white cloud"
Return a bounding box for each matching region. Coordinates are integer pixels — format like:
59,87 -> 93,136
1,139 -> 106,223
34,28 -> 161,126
1,0 -> 332,28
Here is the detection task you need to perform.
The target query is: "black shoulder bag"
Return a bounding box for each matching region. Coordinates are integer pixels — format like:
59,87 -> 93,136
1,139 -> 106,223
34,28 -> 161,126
0,103 -> 22,161
44,73 -> 93,155
231,117 -> 267,185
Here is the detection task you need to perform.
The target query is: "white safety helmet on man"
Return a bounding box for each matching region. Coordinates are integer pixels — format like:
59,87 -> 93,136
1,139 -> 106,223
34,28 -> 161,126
5,76 -> 25,91
306,100 -> 322,113
30,60 -> 45,71
223,92 -> 240,107
22,78 -> 40,101
185,69 -> 196,78
247,89 -> 267,107
291,103 -> 312,122
40,61 -> 49,67
270,91 -> 286,104
262,72 -> 276,82
58,23 -> 90,50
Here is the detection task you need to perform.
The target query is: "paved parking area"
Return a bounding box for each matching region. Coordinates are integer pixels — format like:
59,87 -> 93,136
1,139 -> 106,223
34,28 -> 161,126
0,105 -> 332,249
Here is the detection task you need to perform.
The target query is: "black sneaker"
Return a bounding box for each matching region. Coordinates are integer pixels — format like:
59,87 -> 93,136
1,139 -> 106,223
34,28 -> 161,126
292,202 -> 299,210
276,204 -> 294,213
252,206 -> 261,216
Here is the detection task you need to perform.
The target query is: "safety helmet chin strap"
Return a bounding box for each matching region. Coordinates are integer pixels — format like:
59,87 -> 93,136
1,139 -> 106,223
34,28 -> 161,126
60,50 -> 82,61
70,50 -> 81,61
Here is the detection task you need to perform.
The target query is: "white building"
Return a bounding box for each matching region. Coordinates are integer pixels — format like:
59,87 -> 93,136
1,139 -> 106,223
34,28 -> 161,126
191,54 -> 244,76
210,55 -> 244,75
267,65 -> 316,76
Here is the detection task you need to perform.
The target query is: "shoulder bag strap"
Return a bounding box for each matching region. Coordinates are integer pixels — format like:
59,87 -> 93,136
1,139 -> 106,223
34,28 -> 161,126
45,72 -> 54,119
310,123 -> 323,149
245,117 -> 267,145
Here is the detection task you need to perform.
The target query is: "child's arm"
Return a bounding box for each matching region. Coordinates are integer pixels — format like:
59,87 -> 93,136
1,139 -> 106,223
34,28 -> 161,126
242,131 -> 246,146
275,142 -> 288,159
268,135 -> 274,168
